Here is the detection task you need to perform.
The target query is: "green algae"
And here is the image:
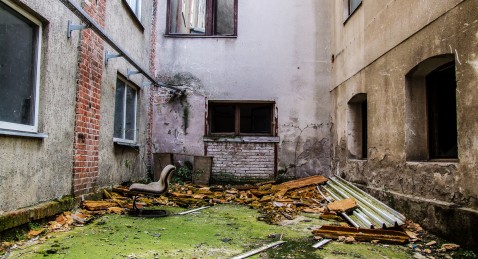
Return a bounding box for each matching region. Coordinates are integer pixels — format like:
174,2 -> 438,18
8,205 -> 412,258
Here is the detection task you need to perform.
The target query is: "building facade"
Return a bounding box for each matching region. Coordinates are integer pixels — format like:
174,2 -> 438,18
330,0 -> 478,248
152,0 -> 332,182
0,0 -> 157,225
1,0 -> 477,250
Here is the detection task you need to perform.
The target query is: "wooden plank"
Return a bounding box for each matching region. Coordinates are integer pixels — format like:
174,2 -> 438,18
327,198 -> 357,213
272,175 -> 328,191
82,201 -> 117,211
312,225 -> 409,244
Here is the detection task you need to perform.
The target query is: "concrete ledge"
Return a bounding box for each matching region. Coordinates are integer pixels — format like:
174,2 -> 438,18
0,196 -> 76,232
357,184 -> 478,251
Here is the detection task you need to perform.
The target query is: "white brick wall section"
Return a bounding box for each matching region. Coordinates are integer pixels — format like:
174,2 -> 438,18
207,142 -> 275,180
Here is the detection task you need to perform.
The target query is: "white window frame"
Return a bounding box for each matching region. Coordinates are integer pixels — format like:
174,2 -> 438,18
126,0 -> 142,20
0,0 -> 42,133
113,78 -> 138,144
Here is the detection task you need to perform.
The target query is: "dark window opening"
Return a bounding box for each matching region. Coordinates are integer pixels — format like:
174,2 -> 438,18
209,102 -> 273,135
426,62 -> 458,159
0,1 -> 40,129
167,0 -> 237,36
347,93 -> 367,160
361,100 -> 368,159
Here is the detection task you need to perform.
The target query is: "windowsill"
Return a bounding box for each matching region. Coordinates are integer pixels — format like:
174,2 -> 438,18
204,136 -> 279,143
113,139 -> 140,148
348,158 -> 367,162
121,0 -> 144,32
0,129 -> 48,139
164,34 -> 237,39
406,159 -> 459,165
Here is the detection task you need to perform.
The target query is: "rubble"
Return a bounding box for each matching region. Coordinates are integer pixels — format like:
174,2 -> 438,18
327,198 -> 357,213
2,175 -> 471,259
312,225 -> 410,244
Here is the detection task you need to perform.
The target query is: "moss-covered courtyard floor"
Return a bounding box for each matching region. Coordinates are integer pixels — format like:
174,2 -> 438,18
7,204 -> 413,258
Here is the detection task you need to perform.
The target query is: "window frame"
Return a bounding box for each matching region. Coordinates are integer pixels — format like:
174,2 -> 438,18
113,76 -> 138,144
165,0 -> 238,37
124,0 -> 141,20
208,101 -> 275,136
0,0 -> 42,133
343,0 -> 362,23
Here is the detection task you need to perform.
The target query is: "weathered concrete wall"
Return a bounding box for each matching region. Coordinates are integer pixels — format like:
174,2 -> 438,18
0,0 -> 80,212
0,0 -> 154,213
153,0 -> 332,179
331,0 -> 478,249
96,0 -> 154,188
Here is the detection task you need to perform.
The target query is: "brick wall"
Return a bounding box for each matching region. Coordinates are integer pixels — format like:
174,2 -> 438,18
72,0 -> 106,196
206,142 -> 276,181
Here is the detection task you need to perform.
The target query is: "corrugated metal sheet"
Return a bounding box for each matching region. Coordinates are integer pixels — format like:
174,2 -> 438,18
322,176 -> 406,229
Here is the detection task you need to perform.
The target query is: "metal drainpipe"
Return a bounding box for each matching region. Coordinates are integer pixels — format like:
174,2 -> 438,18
59,0 -> 181,92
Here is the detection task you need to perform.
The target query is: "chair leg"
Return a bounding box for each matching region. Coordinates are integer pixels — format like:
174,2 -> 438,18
132,196 -> 138,211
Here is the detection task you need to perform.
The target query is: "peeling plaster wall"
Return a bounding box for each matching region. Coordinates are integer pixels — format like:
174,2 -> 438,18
154,0 -> 332,179
331,0 -> 478,248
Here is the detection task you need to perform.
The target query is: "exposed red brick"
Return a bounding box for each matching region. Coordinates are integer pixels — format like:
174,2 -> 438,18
72,0 -> 106,197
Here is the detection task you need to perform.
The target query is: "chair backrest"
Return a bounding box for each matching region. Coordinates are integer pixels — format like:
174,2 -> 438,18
159,164 -> 176,191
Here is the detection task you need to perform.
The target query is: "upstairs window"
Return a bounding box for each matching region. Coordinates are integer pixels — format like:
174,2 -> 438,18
208,102 -> 273,135
344,0 -> 361,21
114,77 -> 138,143
167,0 -> 237,36
348,0 -> 362,15
0,0 -> 42,133
125,0 -> 141,19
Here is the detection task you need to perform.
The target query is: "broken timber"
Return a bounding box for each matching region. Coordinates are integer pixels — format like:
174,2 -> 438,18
272,175 -> 328,191
231,241 -> 286,259
312,225 -> 410,244
327,198 -> 357,213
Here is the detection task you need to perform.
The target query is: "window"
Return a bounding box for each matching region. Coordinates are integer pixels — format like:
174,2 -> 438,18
114,77 -> 138,143
426,63 -> 458,159
344,0 -> 361,20
347,94 -> 367,160
208,102 -> 273,135
0,0 -> 42,132
125,0 -> 141,19
405,55 -> 458,161
348,0 -> 362,15
167,0 -> 237,36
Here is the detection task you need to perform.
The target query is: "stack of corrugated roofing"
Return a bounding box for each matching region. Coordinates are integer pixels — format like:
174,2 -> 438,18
322,176 -> 406,229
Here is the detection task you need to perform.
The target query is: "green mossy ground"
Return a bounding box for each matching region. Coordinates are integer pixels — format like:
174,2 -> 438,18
8,205 -> 412,258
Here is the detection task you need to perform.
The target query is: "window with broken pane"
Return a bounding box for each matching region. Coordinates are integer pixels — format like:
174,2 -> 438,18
0,1 -> 41,132
209,102 -> 273,135
167,0 -> 237,36
114,77 -> 138,143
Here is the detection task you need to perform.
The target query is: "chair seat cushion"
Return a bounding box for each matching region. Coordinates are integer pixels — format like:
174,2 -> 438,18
129,182 -> 167,195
